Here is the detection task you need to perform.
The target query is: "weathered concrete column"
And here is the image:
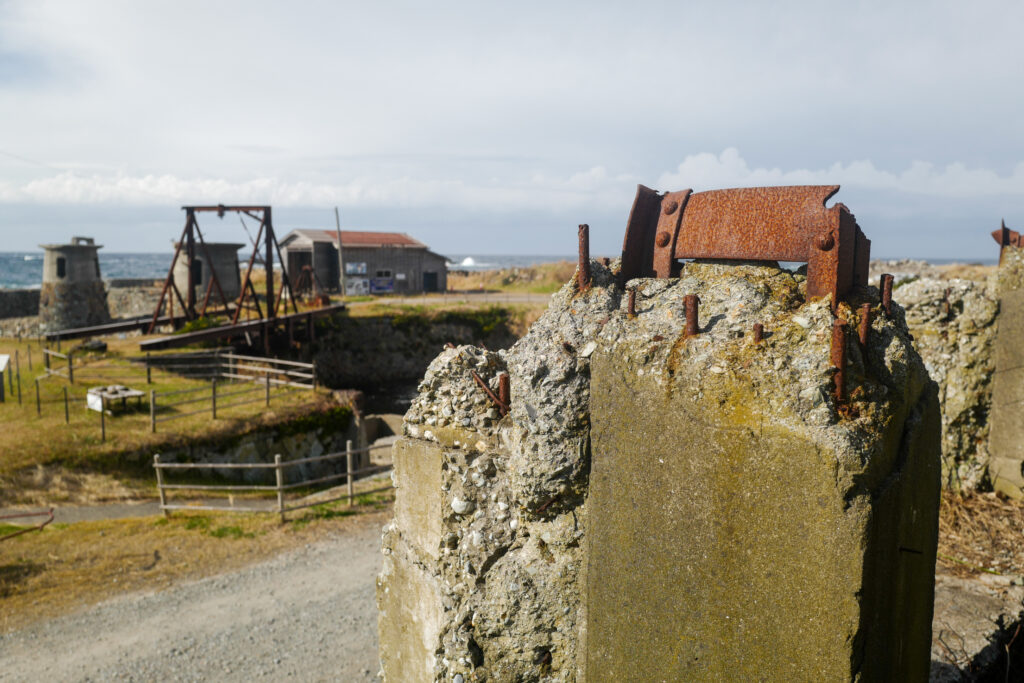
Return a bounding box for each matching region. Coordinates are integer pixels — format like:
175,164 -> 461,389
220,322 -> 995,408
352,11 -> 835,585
586,263 -> 940,681
379,259 -> 941,682
989,246 -> 1024,499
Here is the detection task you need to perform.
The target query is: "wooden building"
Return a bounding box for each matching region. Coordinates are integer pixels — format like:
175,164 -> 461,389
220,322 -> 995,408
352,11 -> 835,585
279,229 -> 447,295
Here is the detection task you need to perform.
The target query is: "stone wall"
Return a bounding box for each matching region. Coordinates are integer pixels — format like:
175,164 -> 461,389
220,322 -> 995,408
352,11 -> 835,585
38,281 -> 110,333
378,260 -> 942,681
0,289 -> 39,319
312,310 -> 519,390
157,404 -> 364,485
105,282 -> 164,319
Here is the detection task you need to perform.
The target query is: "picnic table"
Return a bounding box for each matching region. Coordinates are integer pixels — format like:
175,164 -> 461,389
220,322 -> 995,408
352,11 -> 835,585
87,385 -> 145,413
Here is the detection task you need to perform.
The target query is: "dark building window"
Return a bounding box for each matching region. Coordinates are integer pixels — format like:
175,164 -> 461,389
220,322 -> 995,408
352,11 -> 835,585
376,269 -> 392,278
191,259 -> 203,286
56,257 -> 66,279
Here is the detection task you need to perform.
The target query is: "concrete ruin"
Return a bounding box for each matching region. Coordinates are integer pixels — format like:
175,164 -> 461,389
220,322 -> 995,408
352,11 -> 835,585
38,236 -> 111,333
172,241 -> 243,305
378,254 -> 942,680
988,246 -> 1024,499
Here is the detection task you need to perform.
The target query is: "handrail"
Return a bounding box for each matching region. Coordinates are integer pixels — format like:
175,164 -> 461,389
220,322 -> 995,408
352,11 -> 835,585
0,508 -> 55,542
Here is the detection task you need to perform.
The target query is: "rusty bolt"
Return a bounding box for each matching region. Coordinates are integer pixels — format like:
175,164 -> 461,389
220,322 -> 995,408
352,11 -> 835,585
752,323 -> 763,344
577,224 -> 591,290
498,372 -> 510,412
880,273 -> 894,316
627,288 -> 637,318
858,303 -> 871,347
815,231 -> 835,251
684,294 -> 699,337
655,231 -> 671,248
663,199 -> 679,215
831,318 -> 848,403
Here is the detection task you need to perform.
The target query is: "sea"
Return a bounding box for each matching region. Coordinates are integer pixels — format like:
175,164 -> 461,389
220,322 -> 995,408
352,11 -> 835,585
0,252 -> 574,289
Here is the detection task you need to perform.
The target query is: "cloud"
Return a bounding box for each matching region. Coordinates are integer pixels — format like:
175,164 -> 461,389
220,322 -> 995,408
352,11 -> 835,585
657,149 -> 1024,198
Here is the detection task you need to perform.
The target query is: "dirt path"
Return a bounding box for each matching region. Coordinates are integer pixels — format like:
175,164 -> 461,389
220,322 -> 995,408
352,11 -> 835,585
0,512 -> 387,682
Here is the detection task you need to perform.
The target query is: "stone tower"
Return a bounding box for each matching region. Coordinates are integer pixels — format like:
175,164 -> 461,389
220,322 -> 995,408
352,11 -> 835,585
172,242 -> 244,307
38,236 -> 111,333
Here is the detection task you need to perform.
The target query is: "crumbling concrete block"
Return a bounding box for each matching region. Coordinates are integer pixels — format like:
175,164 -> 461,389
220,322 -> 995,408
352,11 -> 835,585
379,258 -> 941,681
585,263 -> 940,681
899,277 -> 998,491
989,246 -> 1024,499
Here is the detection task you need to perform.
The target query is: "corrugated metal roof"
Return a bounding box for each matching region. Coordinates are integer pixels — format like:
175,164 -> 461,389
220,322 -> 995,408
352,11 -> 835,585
284,229 -> 428,249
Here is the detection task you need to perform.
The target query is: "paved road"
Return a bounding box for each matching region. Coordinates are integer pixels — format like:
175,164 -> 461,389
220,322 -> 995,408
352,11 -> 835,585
0,512 -> 387,682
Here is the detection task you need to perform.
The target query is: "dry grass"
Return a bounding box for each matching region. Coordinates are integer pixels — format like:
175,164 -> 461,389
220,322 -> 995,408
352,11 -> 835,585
0,486 -> 393,633
0,334 -> 331,503
448,261 -> 577,294
937,491 -> 1024,577
936,263 -> 997,281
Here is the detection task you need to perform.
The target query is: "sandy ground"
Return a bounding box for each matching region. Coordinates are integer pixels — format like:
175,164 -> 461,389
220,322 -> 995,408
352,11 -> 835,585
0,512 -> 387,682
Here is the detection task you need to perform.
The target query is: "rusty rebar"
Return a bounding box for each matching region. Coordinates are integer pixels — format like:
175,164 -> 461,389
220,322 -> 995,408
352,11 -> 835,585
880,273 -> 894,317
627,288 -> 637,318
831,319 -> 848,402
858,303 -> 871,347
752,323 -> 763,344
472,370 -> 508,417
498,372 -> 510,411
577,224 -> 591,290
684,295 -> 699,337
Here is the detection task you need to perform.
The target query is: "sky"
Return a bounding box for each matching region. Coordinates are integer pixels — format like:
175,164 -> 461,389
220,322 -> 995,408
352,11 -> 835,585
0,0 -> 1022,260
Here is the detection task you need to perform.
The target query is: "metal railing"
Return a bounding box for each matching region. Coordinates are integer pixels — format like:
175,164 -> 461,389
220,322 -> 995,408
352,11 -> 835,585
152,440 -> 394,521
0,508 -> 55,542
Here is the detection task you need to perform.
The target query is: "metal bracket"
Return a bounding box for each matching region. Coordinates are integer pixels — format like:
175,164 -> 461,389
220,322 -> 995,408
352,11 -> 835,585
992,220 -> 1022,263
620,185 -> 871,306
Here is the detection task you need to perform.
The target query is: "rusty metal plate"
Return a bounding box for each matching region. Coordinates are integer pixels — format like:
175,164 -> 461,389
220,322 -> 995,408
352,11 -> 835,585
619,184 -> 871,305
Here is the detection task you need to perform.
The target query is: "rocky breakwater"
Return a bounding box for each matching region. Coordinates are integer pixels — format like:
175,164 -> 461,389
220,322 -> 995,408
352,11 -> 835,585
378,258 -> 942,682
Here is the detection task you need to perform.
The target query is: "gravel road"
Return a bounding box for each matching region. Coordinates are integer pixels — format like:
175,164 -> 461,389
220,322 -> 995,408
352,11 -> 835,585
0,513 -> 387,682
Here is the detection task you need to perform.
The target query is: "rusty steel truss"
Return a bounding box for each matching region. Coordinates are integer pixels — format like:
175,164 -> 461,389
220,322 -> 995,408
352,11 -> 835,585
148,205 -> 298,334
619,185 -> 871,306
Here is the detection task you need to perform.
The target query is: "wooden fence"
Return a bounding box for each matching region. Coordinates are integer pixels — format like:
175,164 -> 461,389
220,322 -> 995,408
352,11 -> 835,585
148,353 -> 315,432
152,440 -> 394,521
42,348 -> 73,383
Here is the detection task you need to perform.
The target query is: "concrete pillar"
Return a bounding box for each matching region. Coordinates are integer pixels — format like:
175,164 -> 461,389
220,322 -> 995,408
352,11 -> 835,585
989,246 -> 1024,499
379,260 -> 941,682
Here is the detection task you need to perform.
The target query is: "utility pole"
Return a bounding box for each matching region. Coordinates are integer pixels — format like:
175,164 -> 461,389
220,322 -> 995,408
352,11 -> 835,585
334,206 -> 346,296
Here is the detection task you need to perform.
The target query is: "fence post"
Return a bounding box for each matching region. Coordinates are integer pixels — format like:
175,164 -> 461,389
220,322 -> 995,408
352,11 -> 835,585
346,439 -> 354,506
274,454 -> 285,523
146,351 -> 152,384
100,396 -> 106,442
44,349 -> 50,371
211,378 -> 217,419
34,378 -> 40,416
265,373 -> 271,407
16,354 -> 22,405
67,352 -> 73,384
0,367 -> 5,403
27,346 -> 32,371
154,454 -> 169,518
7,356 -> 12,395
150,390 -> 156,433
63,386 -> 69,424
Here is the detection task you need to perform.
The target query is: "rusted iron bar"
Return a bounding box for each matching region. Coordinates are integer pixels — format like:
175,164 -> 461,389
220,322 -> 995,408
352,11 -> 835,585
577,224 -> 591,290
498,372 -> 510,410
831,319 -> 848,402
619,185 -> 870,307
752,323 -> 764,344
627,288 -> 637,318
471,370 -> 509,416
942,288 -> 951,317
684,295 -> 699,337
858,303 -> 872,347
880,274 -> 894,317
0,508 -> 54,542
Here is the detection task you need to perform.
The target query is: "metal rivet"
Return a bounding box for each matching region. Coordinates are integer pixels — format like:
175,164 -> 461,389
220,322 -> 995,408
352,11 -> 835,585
815,231 -> 835,251
664,199 -> 679,215
656,231 -> 671,248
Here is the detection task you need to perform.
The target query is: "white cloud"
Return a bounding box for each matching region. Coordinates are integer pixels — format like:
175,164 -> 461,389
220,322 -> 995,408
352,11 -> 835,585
658,149 -> 1024,198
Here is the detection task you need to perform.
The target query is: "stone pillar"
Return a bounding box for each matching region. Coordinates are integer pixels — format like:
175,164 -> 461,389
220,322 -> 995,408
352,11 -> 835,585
989,246 -> 1024,499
